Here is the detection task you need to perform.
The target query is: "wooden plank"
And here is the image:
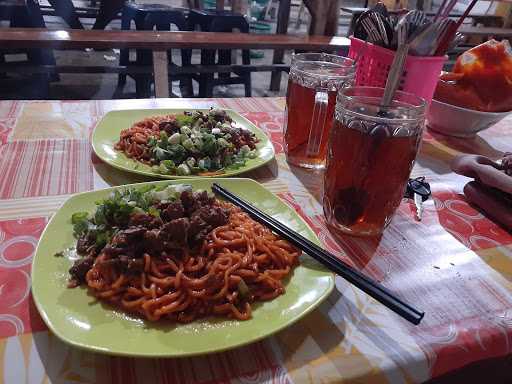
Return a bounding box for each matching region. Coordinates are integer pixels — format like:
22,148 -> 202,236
0,63 -> 291,75
152,50 -> 169,98
0,28 -> 350,51
459,26 -> 512,38
0,0 -> 27,6
341,6 -> 502,19
270,0 -> 291,91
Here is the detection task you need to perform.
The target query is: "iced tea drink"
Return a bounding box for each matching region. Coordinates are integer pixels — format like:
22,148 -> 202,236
323,87 -> 426,236
284,53 -> 355,169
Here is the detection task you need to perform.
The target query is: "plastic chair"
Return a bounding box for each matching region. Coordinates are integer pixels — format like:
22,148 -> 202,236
118,3 -> 191,97
0,0 -> 55,97
187,9 -> 251,97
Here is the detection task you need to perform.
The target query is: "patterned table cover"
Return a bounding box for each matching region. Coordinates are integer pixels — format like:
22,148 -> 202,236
0,97 -> 511,384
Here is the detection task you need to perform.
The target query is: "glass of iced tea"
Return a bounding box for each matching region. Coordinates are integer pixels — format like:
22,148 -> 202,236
284,53 -> 355,169
323,87 -> 426,237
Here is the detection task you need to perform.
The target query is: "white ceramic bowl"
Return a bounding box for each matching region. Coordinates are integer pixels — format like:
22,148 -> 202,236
427,99 -> 510,138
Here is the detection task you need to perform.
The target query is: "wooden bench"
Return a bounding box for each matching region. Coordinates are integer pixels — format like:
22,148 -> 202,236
458,25 -> 512,39
39,4 -> 101,20
0,28 -> 350,98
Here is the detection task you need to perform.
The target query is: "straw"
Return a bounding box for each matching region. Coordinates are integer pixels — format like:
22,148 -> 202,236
435,0 -> 478,55
434,0 -> 449,21
441,0 -> 458,19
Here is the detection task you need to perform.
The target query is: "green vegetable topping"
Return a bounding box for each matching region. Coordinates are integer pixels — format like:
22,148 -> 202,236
71,212 -> 89,237
119,109 -> 260,174
71,212 -> 88,224
174,114 -> 194,127
168,132 -> 181,145
159,131 -> 168,142
176,163 -> 191,176
198,157 -> 211,170
147,136 -> 157,147
180,126 -> 192,135
158,159 -> 176,174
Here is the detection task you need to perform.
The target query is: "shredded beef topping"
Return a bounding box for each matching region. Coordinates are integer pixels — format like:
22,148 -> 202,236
69,190 -> 230,285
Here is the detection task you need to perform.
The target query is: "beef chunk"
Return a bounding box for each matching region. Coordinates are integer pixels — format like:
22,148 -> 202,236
230,130 -> 242,148
158,120 -> 179,135
161,218 -> 190,245
76,236 -> 91,255
194,190 -> 215,206
69,256 -> 94,285
187,206 -> 229,245
163,201 -> 185,221
143,229 -> 163,252
69,186 -> 235,285
103,243 -> 124,256
129,213 -> 154,227
241,129 -> 257,149
111,226 -> 146,247
203,206 -> 229,227
192,205 -> 229,227
210,108 -> 231,122
189,214 -> 207,234
118,255 -> 145,273
96,255 -> 145,273
180,191 -> 200,214
129,213 -> 162,228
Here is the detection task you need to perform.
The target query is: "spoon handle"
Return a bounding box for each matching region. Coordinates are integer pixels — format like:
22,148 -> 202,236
381,43 -> 409,108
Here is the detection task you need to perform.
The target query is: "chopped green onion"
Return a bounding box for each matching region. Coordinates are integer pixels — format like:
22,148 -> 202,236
168,132 -> 181,145
176,163 -> 191,176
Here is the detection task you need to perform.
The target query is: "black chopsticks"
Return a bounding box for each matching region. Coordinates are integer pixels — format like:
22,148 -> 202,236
212,183 -> 424,325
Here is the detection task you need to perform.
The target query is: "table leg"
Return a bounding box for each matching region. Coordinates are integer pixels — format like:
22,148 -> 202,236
92,0 -> 125,30
295,2 -> 305,29
304,0 -> 327,35
270,0 -> 291,92
324,0 -> 340,36
47,0 -> 84,29
231,0 -> 246,14
153,50 -> 170,98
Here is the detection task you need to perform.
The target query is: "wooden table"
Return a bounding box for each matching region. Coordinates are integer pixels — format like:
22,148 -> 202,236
0,28 -> 350,98
1,97 -> 511,383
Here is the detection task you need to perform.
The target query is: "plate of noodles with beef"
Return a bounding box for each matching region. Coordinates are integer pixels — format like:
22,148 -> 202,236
91,108 -> 275,179
31,178 -> 334,357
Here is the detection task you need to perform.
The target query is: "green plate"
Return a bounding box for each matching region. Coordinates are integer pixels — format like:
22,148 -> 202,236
92,109 -> 275,179
32,179 -> 334,357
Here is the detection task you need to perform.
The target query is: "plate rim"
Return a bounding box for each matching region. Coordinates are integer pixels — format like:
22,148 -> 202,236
31,178 -> 335,357
91,108 -> 276,179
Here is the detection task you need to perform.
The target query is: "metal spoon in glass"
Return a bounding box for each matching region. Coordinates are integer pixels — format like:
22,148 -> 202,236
380,16 -> 410,111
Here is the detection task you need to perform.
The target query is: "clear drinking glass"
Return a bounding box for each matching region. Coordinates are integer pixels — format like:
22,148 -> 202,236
323,87 -> 426,237
284,53 -> 355,169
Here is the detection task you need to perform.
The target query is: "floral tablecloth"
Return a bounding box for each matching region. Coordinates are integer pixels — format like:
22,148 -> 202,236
0,97 -> 511,384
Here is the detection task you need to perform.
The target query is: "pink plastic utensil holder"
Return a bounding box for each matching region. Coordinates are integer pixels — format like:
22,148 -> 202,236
348,37 -> 447,105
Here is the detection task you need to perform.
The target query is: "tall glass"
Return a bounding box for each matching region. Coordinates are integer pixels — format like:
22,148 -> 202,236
323,87 -> 426,237
284,53 -> 355,169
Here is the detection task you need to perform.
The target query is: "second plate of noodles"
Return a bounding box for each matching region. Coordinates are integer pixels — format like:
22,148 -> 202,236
92,108 -> 276,179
